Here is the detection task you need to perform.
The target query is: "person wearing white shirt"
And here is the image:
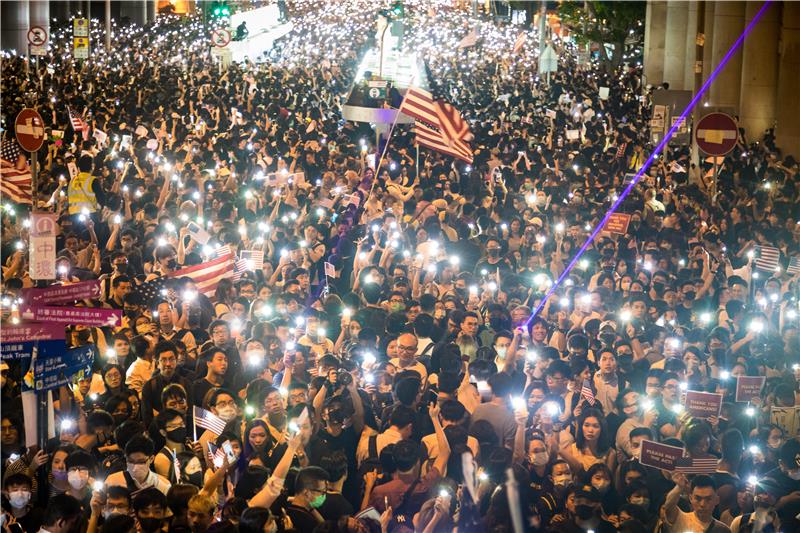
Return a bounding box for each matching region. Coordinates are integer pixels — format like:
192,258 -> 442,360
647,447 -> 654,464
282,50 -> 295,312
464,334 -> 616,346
662,473 -> 731,533
125,334 -> 155,394
106,435 -> 172,496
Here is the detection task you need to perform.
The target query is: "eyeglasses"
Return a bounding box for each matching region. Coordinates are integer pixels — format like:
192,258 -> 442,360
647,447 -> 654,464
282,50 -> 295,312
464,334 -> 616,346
398,345 -> 417,352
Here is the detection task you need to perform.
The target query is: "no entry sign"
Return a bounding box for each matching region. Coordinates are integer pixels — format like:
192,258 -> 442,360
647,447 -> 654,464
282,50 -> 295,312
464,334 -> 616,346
27,26 -> 47,46
14,108 -> 45,152
695,112 -> 737,156
211,29 -> 231,47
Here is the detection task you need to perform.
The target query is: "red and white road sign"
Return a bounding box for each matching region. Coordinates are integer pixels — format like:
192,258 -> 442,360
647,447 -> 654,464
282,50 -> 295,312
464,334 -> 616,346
695,112 -> 738,156
27,26 -> 48,46
211,29 -> 231,47
14,108 -> 45,152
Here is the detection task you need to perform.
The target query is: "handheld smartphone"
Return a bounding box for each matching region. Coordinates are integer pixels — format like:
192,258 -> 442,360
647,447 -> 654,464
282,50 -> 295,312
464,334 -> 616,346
221,440 -> 237,464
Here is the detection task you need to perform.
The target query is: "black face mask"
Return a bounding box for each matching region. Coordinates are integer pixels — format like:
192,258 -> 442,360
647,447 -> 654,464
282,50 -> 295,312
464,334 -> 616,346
166,427 -> 187,443
138,517 -> 163,533
575,504 -> 596,520
488,249 -> 500,258
652,281 -> 665,295
166,259 -> 178,270
113,414 -> 129,425
455,287 -> 467,299
187,472 -> 203,487
684,291 -> 696,301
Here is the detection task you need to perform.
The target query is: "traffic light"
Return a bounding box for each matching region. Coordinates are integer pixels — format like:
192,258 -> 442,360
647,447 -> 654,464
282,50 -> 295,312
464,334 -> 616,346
210,1 -> 230,18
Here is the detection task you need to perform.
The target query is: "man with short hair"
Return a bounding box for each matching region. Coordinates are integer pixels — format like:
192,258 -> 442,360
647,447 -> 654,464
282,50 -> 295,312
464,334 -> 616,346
141,340 -> 192,426
191,348 -> 228,407
470,372 -> 517,448
662,474 -> 731,532
3,472 -> 43,532
286,466 -> 329,531
187,493 -> 216,533
37,493 -> 83,533
106,435 -> 171,495
132,487 -> 169,533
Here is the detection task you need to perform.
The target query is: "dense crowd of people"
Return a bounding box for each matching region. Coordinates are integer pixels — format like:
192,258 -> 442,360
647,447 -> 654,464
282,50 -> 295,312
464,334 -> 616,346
1,0 -> 799,532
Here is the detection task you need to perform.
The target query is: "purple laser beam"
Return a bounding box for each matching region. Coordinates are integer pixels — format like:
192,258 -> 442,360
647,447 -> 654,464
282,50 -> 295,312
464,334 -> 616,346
525,0 -> 773,327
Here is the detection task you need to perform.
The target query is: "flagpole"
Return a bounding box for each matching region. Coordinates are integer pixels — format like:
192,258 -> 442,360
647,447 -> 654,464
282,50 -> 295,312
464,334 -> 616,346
193,406 -> 197,442
415,144 -> 420,181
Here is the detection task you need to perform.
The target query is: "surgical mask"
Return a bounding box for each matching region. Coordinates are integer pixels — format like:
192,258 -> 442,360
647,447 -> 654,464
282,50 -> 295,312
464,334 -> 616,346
113,413 -> 129,425
495,347 -> 507,359
553,474 -> 571,487
787,469 -> 800,481
187,472 -> 203,487
591,480 -> 610,493
217,406 -> 237,422
52,469 -> 68,482
652,281 -> 664,294
630,496 -> 650,507
310,493 -> 327,508
530,452 -> 549,466
8,490 -> 31,509
127,463 -> 151,482
389,302 -> 405,313
67,470 -> 89,490
683,291 -> 696,301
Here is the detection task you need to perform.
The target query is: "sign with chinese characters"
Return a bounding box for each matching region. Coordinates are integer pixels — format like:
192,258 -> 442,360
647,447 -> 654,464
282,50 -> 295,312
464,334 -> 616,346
21,345 -> 94,392
24,280 -> 102,305
20,306 -> 122,327
1,339 -> 65,361
29,213 -> 58,280
0,322 -> 65,344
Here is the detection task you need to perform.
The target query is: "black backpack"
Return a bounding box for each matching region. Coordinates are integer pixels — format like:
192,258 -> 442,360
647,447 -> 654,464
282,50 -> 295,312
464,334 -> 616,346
358,435 -> 380,478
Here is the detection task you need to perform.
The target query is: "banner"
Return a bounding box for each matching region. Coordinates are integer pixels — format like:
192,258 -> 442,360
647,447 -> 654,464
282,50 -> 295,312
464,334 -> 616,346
24,280 -> 102,305
20,305 -> 122,327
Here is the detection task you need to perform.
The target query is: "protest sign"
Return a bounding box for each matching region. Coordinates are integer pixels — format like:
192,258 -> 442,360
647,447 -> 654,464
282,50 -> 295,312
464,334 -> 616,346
20,306 -> 122,327
735,376 -> 765,403
684,390 -> 723,418
604,213 -> 631,234
24,280 -> 102,305
639,440 -> 684,471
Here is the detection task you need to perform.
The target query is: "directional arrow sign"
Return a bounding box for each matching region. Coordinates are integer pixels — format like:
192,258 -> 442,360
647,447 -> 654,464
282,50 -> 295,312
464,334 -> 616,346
24,280 -> 102,305
20,306 -> 121,328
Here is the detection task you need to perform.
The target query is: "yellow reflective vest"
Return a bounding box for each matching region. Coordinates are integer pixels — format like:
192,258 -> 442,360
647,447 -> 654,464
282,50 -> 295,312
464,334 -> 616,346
68,172 -> 98,215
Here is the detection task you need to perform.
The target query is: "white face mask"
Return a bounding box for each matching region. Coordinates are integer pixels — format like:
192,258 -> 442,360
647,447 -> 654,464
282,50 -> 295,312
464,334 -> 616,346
67,470 -> 89,490
495,347 -> 507,359
592,479 -> 611,493
787,469 -> 800,481
530,451 -> 549,466
553,474 -> 571,487
127,463 -> 151,482
217,405 -> 237,422
8,490 -> 31,509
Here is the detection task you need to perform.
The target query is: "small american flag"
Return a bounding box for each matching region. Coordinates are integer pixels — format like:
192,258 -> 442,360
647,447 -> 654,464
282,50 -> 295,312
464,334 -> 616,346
207,441 -> 226,468
324,261 -> 336,278
233,250 -> 264,281
68,106 -> 87,132
215,244 -> 232,259
786,256 -> 800,275
753,245 -> 780,272
172,449 -> 181,482
674,456 -> 718,474
193,406 -> 227,437
580,379 -> 596,406
512,31 -> 526,54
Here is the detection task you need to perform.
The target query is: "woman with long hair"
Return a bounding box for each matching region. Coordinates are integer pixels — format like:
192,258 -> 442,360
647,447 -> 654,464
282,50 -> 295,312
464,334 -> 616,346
560,408 -> 616,475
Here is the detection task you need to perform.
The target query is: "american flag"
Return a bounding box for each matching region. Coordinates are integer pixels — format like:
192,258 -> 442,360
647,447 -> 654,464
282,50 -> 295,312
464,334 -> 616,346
68,106 -> 88,132
207,441 -> 226,468
674,456 -> 718,474
399,87 -> 473,163
172,449 -> 181,482
787,256 -> 800,275
215,245 -> 232,259
580,379 -> 596,406
169,253 -> 234,297
1,139 -> 32,205
753,245 -> 781,272
435,101 -> 474,145
234,250 -> 264,281
193,406 -> 227,437
513,32 -> 526,54
129,276 -> 171,306
457,28 -> 478,49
